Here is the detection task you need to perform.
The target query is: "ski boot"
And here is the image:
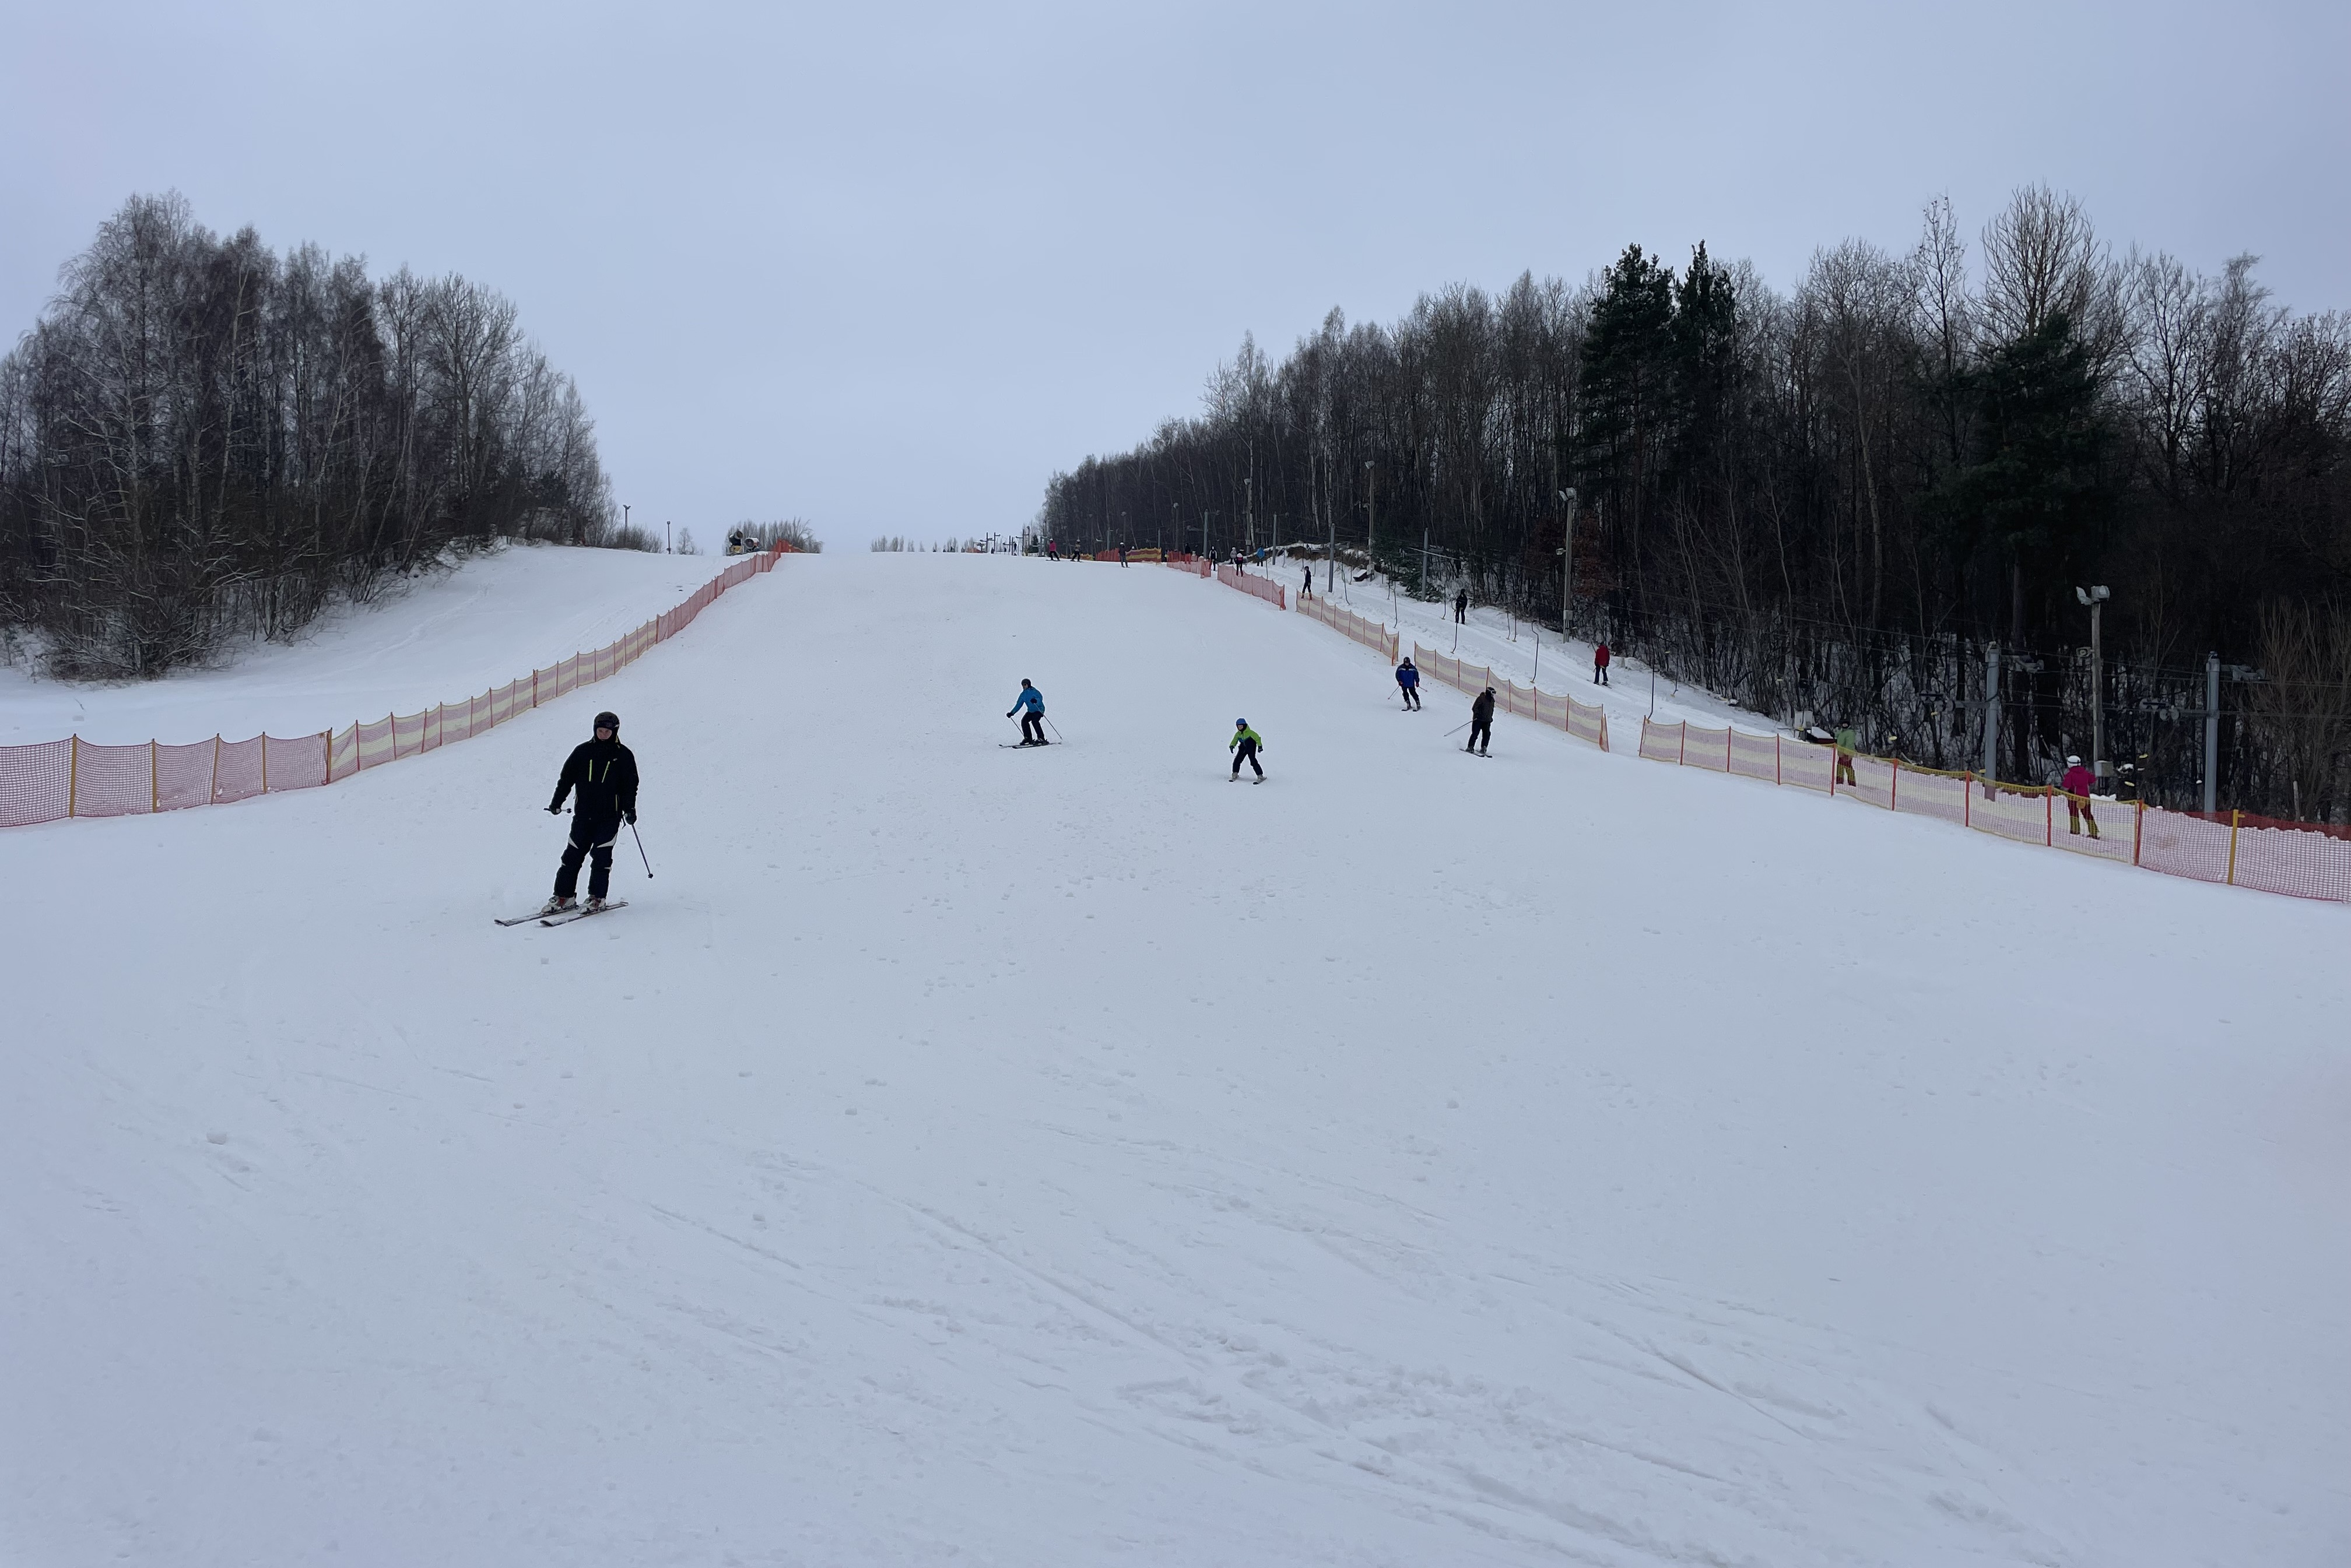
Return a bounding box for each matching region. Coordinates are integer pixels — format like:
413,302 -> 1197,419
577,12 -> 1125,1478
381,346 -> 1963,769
538,895 -> 576,916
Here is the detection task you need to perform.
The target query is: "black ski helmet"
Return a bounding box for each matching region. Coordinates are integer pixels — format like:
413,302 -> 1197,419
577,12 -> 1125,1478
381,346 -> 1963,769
594,711 -> 619,733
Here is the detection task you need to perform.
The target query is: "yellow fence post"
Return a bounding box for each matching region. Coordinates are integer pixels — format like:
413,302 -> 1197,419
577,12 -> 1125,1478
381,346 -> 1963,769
2226,808 -> 2241,885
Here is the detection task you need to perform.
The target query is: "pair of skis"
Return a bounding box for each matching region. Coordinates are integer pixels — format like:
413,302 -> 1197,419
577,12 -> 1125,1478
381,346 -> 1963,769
494,899 -> 629,929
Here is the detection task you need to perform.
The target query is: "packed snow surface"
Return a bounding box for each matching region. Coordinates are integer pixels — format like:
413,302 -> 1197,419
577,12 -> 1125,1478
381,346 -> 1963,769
3,553 -> 2345,1566
1264,551 -> 1771,740
0,542 -> 714,745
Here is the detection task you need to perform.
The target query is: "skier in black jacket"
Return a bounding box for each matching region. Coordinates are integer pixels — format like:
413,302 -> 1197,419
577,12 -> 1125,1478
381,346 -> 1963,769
542,710 -> 638,913
1467,687 -> 1495,755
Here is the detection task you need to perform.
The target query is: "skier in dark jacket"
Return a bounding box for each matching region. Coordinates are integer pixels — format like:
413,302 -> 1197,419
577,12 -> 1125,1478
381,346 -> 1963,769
1396,657 -> 1421,709
1008,680 -> 1047,744
1467,687 -> 1495,755
543,711 -> 638,913
1454,588 -> 1469,624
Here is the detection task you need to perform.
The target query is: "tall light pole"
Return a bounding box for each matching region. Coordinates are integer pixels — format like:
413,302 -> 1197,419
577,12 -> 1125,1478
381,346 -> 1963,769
2203,651 -> 2220,813
1326,458 -> 1338,594
1244,476 -> 1254,561
1556,487 -> 1577,638
1363,459 -> 1375,569
2076,585 -> 2111,779
665,520 -> 672,554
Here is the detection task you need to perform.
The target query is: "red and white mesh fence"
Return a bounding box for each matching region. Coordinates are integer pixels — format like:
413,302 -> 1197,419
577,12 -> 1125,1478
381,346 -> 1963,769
1636,716 -> 2351,902
1296,595 -> 1399,662
0,544 -> 791,829
1164,554 -> 1210,576
1215,564 -> 1287,609
2138,809 -> 2351,901
1412,645 -> 1609,751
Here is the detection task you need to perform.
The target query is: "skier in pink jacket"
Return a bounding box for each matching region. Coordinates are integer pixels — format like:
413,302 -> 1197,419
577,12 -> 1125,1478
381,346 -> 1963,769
2061,755 -> 2100,839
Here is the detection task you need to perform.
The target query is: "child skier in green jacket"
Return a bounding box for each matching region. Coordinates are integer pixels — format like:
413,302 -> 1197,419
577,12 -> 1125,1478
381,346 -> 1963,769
1229,719 -> 1265,782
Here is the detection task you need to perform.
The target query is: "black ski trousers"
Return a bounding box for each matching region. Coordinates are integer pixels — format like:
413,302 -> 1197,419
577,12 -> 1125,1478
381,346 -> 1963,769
1231,740 -> 1262,778
1399,685 -> 1419,709
1020,713 -> 1046,743
1468,718 -> 1492,753
557,817 -> 620,899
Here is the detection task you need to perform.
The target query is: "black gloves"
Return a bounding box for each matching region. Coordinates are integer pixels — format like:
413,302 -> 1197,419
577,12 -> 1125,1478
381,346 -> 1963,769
624,810 -> 637,825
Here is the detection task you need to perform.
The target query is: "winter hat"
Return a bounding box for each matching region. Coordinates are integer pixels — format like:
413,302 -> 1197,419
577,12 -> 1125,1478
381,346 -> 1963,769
2066,754 -> 2081,765
595,711 -> 620,732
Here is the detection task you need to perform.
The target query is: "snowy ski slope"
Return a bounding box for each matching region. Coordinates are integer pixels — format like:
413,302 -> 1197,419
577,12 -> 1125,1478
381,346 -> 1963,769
3,553 -> 2344,1566
0,543 -> 720,746
1248,551 -> 1777,740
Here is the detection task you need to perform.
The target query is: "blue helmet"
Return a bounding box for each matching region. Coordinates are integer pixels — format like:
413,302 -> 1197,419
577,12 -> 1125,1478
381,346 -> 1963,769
1235,718 -> 1247,727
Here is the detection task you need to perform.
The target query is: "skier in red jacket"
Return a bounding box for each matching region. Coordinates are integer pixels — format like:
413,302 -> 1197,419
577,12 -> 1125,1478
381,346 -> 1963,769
1592,641 -> 1611,686
2061,755 -> 2100,839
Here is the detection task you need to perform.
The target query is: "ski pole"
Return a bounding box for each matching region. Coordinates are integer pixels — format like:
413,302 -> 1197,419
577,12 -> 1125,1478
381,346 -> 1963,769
1444,720 -> 1471,737
630,820 -> 653,878
1045,716 -> 1065,743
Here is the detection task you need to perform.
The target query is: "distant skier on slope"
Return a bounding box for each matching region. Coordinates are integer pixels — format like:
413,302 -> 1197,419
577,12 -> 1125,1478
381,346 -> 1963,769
1300,565 -> 1312,600
542,710 -> 638,915
1008,680 -> 1047,745
1592,639 -> 1610,686
1396,656 -> 1421,709
1454,588 -> 1469,624
1467,687 -> 1495,755
1229,719 -> 1265,782
2062,755 -> 2101,839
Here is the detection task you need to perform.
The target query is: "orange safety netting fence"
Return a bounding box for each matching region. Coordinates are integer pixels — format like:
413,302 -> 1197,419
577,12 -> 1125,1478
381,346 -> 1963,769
1412,645 -> 1611,752
1085,546 -> 1189,562
1164,555 -> 1210,576
1296,594 -> 1399,663
1215,563 -> 1287,609
1,544 -> 793,829
1637,717 -> 2351,903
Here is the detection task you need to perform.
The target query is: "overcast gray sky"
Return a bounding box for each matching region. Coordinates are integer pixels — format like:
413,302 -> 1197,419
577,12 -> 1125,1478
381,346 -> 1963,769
5,0 -> 2344,547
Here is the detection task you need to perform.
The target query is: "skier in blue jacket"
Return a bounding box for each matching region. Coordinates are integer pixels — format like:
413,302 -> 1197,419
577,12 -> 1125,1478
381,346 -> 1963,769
1395,657 -> 1420,709
1008,680 -> 1047,744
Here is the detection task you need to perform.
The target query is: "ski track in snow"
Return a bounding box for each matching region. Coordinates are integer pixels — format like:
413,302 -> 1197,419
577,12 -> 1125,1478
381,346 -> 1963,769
2,553 -> 2345,1566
